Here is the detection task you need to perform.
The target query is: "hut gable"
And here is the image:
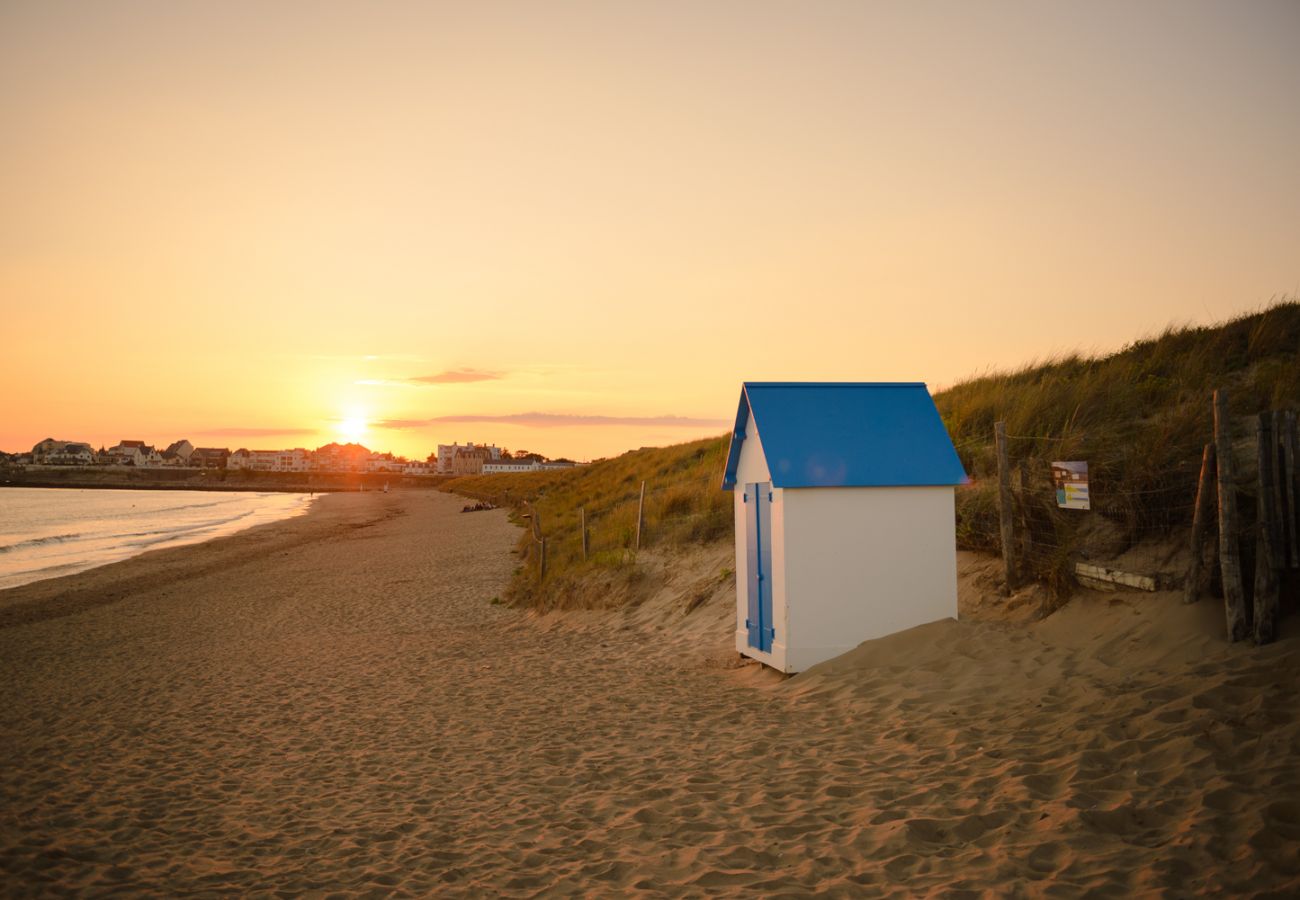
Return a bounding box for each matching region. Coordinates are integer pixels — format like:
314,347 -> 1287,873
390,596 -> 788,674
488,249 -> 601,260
723,382 -> 966,490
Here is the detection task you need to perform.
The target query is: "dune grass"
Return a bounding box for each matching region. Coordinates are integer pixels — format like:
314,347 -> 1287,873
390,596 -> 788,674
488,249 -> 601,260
447,301 -> 1300,606
443,437 -> 731,606
937,301 -> 1300,590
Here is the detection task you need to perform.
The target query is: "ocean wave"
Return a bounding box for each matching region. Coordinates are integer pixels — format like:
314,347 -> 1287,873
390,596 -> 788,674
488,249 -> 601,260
121,512 -> 258,549
88,497 -> 244,522
116,511 -> 256,542
0,532 -> 87,554
0,490 -> 312,591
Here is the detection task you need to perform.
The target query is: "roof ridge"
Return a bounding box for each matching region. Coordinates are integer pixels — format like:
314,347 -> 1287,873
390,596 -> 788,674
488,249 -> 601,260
743,381 -> 926,388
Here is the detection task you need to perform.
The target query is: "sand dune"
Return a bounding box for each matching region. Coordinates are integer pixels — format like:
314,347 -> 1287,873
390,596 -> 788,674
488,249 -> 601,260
1,490 -> 1297,895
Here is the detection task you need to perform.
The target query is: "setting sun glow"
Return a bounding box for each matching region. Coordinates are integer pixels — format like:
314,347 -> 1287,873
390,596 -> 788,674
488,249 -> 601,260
337,417 -> 369,445
0,3 -> 1296,463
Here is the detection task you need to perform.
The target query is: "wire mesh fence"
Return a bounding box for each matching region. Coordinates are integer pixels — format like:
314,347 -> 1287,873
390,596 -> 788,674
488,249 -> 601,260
982,394 -> 1299,643
453,472 -> 732,583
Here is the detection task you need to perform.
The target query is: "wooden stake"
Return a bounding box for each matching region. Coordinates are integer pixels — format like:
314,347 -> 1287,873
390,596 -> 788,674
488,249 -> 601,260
1214,391 -> 1248,641
1254,413 -> 1279,644
539,536 -> 547,580
1284,410 -> 1298,569
1270,410 -> 1286,555
580,506 -> 588,561
1183,442 -> 1216,604
995,421 -> 1016,594
635,481 -> 646,550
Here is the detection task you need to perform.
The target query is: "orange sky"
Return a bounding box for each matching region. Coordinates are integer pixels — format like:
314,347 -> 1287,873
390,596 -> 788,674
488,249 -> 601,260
2,1 -> 1298,461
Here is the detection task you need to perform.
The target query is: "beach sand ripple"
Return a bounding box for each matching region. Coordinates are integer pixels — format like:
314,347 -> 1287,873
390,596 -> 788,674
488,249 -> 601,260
2,491 -> 1298,896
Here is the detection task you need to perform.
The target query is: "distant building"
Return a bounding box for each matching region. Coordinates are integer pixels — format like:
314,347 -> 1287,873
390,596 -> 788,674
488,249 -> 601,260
436,442 -> 501,474
31,438 -> 95,465
162,439 -> 194,465
51,444 -> 96,466
105,440 -> 162,467
189,447 -> 230,469
31,438 -> 62,461
365,453 -> 406,474
228,449 -> 311,472
276,449 -> 312,472
403,460 -> 436,475
312,443 -> 371,472
450,446 -> 493,476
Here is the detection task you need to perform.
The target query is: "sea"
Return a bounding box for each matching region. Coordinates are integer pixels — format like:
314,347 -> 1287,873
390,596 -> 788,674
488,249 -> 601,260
0,488 -> 315,591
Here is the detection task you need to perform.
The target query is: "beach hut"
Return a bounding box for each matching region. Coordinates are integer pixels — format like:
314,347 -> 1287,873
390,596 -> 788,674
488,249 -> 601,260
722,383 -> 967,673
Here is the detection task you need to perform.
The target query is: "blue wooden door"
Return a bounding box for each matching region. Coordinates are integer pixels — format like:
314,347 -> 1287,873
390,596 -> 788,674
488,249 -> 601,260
744,482 -> 774,652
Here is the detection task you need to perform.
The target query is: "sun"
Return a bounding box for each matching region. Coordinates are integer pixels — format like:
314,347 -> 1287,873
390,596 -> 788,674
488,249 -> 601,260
337,415 -> 368,444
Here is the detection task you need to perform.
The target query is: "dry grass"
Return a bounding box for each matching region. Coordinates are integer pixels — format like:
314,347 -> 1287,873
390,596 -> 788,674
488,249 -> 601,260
442,436 -> 731,607
938,300 -> 1300,588
448,300 -> 1300,605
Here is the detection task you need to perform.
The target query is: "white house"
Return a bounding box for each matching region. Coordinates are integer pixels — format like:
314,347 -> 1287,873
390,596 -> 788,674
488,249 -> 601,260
365,454 -> 406,474
106,440 -> 162,467
228,449 -> 311,472
273,449 -> 312,472
722,382 -> 967,674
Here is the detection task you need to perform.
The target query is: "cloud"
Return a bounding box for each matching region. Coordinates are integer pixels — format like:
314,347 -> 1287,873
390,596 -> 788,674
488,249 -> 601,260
408,368 -> 502,385
372,419 -> 431,430
374,412 -> 728,430
195,426 -> 318,437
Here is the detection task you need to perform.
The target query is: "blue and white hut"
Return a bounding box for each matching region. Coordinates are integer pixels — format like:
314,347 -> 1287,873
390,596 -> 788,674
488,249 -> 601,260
722,383 -> 967,673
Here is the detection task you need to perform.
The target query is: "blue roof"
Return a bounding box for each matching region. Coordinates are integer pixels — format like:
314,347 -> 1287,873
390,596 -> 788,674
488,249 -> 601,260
722,382 -> 967,490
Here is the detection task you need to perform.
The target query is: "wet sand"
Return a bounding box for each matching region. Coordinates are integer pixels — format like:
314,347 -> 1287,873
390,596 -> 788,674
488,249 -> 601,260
1,491 -> 1297,895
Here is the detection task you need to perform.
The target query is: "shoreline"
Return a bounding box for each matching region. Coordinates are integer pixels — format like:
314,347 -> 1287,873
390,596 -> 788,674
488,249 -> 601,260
0,490 -> 353,629
2,480 -> 353,494
1,472 -> 452,494
0,488 -> 318,597
2,480 -> 328,494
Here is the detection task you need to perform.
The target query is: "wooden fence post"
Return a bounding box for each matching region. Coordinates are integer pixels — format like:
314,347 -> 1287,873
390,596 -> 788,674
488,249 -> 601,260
995,421 -> 1016,594
580,507 -> 588,561
1284,410 -> 1298,569
1183,442 -> 1216,604
1270,410 -> 1286,553
635,481 -> 646,550
1214,390 -> 1248,641
1254,413 -> 1279,644
531,507 -> 545,581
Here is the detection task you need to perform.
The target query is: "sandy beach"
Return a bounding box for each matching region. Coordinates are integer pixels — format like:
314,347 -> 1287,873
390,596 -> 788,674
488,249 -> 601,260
2,490 -> 1298,896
